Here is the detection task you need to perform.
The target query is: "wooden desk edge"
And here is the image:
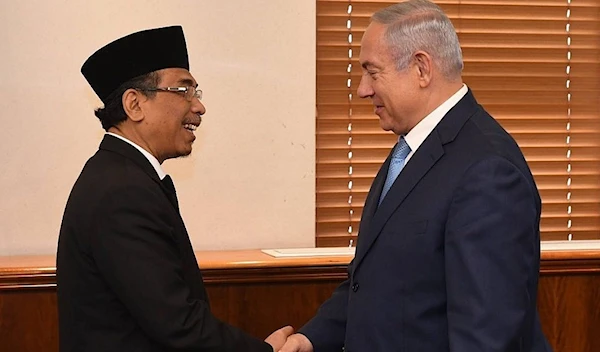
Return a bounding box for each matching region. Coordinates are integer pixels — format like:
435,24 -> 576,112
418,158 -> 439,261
1,249 -> 599,289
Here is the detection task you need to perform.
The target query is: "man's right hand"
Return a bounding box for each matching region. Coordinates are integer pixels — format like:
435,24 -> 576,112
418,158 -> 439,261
277,333 -> 313,352
265,325 -> 294,351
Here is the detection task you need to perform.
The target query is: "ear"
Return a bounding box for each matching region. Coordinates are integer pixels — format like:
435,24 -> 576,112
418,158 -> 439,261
122,88 -> 145,122
413,51 -> 433,88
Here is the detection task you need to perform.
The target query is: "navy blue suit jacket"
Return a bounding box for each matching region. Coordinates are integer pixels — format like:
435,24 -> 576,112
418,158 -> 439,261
300,91 -> 552,352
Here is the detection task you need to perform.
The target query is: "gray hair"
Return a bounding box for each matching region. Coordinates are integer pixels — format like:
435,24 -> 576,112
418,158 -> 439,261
372,0 -> 463,80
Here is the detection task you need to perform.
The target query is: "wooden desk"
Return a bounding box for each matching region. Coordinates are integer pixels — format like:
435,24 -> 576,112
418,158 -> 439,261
1,250 -> 599,352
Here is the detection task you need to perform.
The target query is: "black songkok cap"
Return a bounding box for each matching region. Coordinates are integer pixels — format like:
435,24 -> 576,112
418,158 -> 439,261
81,26 -> 189,104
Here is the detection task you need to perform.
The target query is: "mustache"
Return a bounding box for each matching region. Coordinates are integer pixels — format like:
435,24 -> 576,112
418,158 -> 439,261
184,113 -> 202,126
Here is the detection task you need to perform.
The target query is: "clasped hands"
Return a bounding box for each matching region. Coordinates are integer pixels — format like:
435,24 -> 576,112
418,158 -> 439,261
265,326 -> 314,352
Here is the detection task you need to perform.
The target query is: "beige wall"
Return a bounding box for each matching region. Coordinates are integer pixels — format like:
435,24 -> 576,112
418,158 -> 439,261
0,0 -> 316,255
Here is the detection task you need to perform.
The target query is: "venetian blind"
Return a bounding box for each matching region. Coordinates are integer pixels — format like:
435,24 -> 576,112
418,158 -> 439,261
316,0 -> 600,247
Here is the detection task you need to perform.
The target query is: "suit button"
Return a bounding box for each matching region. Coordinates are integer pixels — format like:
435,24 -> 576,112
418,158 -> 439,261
351,283 -> 359,292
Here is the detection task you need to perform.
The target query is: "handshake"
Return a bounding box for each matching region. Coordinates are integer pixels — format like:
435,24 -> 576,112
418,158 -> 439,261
265,326 -> 313,352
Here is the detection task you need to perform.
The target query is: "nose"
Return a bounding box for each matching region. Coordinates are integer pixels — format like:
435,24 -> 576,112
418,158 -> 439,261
357,76 -> 374,99
191,97 -> 206,116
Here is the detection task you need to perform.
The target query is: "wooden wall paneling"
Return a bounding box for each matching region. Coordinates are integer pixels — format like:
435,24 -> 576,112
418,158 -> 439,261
537,274 -> 600,352
0,290 -> 58,352
1,252 -> 600,352
201,265 -> 347,339
206,281 -> 341,339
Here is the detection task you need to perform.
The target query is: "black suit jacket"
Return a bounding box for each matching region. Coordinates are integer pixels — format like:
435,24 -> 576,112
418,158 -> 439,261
300,91 -> 552,352
57,135 -> 272,352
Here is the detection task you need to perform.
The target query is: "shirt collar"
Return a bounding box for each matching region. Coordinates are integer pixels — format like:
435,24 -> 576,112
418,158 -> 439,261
106,132 -> 167,180
402,84 -> 468,162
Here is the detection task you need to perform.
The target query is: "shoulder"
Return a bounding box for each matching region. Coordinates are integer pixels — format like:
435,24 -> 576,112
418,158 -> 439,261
67,149 -> 164,214
446,109 -> 529,172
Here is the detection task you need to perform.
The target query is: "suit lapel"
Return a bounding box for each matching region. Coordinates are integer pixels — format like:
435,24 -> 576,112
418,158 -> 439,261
352,90 -> 481,272
353,133 -> 444,270
99,135 -> 179,211
356,148 -> 392,239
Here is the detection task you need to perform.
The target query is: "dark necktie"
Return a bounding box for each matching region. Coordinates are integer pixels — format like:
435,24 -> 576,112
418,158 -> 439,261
162,175 -> 179,210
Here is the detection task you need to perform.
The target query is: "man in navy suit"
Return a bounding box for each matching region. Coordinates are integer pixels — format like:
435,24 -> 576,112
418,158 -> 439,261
280,1 -> 552,351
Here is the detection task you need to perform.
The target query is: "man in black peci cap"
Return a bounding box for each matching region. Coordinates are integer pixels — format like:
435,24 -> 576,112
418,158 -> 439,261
56,26 -> 292,352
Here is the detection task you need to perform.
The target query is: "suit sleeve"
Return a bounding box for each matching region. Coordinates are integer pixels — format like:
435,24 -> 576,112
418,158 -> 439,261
89,184 -> 272,352
445,156 -> 540,351
298,260 -> 352,352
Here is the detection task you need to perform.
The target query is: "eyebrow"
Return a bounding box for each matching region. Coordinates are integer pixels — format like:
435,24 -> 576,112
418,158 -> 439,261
177,78 -> 197,87
361,61 -> 378,70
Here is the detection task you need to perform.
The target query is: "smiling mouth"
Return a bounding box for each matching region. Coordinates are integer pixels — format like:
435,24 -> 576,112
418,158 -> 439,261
183,123 -> 198,132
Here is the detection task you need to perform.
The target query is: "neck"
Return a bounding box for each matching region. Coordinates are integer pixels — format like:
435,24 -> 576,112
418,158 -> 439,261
108,125 -> 163,164
425,80 -> 463,112
404,80 -> 464,134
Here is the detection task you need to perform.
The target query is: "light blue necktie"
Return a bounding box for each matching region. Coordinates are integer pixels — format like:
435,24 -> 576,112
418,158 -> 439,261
379,137 -> 411,205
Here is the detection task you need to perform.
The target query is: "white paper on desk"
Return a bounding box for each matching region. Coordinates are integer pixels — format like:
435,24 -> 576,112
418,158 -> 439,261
541,240 -> 600,251
261,247 -> 356,258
